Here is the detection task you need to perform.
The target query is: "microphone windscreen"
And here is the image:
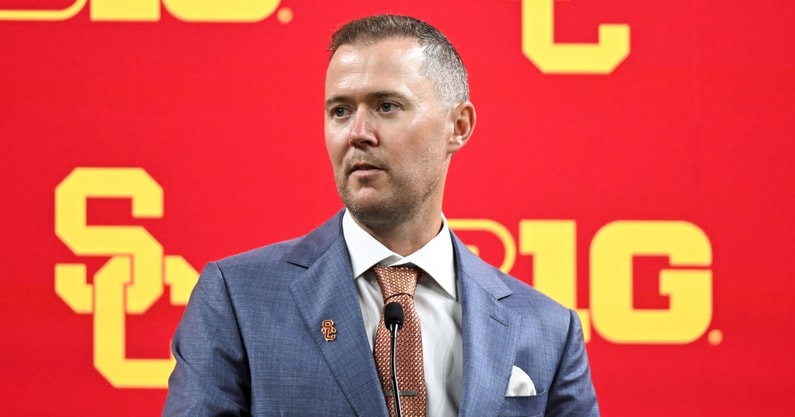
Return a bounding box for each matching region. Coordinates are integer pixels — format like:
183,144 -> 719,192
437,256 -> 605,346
384,302 -> 405,329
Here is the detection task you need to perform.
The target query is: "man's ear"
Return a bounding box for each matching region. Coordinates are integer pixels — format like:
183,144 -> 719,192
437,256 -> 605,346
448,101 -> 476,154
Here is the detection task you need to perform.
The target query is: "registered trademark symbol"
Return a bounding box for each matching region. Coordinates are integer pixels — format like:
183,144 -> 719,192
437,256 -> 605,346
277,7 -> 293,24
708,329 -> 723,345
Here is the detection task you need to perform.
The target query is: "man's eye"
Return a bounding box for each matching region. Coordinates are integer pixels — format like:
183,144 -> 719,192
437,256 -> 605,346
332,107 -> 348,118
379,103 -> 397,112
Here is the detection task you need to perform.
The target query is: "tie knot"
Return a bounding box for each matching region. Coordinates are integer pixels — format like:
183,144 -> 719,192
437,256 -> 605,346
372,264 -> 420,302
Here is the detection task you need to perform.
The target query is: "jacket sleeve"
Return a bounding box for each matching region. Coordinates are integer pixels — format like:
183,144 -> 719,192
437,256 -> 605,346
162,262 -> 251,417
545,310 -> 600,416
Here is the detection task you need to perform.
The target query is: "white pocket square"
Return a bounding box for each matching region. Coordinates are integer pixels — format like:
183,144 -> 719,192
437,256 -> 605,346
505,366 -> 537,397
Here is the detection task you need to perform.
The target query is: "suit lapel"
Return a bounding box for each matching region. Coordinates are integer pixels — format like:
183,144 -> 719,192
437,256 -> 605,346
287,213 -> 388,417
454,236 -> 520,417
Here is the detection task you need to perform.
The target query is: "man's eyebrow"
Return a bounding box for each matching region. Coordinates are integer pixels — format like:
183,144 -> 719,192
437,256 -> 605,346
325,91 -> 409,108
325,95 -> 347,108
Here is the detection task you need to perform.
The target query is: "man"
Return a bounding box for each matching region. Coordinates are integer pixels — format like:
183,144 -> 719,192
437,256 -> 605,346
163,14 -> 598,417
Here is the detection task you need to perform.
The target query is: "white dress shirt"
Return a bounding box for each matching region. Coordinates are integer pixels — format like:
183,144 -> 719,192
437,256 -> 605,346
342,210 -> 463,417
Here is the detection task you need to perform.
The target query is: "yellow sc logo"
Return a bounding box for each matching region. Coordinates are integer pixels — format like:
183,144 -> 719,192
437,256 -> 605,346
55,167 -> 198,388
522,0 -> 631,74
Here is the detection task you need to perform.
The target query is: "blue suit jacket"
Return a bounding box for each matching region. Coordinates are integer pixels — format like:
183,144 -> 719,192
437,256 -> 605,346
163,212 -> 598,416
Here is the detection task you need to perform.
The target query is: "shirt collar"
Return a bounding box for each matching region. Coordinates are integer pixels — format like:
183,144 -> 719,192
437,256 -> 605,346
342,209 -> 457,299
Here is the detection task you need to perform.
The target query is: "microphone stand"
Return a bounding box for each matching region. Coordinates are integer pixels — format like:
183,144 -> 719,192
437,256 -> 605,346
389,322 -> 403,417
384,301 -> 405,417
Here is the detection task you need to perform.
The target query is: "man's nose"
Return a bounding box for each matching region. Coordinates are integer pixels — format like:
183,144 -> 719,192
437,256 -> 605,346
348,108 -> 378,147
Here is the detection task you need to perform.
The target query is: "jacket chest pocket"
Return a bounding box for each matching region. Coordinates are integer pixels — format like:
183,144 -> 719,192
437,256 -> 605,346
497,390 -> 548,417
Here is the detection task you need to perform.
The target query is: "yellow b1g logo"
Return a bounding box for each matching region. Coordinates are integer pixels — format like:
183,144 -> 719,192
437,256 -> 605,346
450,219 -> 713,344
0,0 -> 281,22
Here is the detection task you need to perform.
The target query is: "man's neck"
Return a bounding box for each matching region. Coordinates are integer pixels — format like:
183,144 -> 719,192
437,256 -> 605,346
351,210 -> 443,257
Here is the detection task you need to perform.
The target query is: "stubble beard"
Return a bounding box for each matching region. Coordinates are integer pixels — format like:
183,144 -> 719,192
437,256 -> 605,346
338,172 -> 440,232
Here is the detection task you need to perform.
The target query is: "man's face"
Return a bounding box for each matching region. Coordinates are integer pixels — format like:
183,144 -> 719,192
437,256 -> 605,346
324,38 -> 457,228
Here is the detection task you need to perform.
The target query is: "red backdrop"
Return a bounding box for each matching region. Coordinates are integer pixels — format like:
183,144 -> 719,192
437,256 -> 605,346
1,0 -> 794,415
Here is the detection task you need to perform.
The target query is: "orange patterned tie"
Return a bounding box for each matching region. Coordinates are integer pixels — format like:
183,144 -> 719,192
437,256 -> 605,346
373,264 -> 427,417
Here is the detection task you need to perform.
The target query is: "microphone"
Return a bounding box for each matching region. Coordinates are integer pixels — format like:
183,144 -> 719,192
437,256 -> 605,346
384,302 -> 405,417
384,301 -> 404,330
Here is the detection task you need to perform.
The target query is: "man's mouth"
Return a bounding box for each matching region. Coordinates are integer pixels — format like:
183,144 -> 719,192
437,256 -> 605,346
348,161 -> 382,174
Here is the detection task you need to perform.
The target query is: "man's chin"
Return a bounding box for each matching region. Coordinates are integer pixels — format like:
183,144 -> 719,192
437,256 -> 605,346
341,187 -> 384,209
345,200 -> 384,218
344,198 -> 400,227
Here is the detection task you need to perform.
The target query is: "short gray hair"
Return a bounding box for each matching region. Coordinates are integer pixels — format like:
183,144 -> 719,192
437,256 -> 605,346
329,14 -> 470,104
